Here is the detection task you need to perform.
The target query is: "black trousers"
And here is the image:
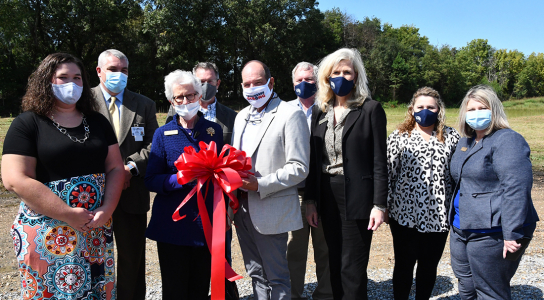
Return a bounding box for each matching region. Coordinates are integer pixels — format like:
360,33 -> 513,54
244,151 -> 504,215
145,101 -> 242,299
112,209 -> 147,300
389,218 -> 448,300
156,242 -> 211,300
320,174 -> 373,300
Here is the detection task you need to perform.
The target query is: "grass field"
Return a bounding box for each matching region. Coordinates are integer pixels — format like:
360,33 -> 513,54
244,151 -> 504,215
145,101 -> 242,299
1,97 -> 543,171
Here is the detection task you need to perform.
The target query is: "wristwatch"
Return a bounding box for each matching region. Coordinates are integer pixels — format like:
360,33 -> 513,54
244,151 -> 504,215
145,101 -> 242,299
127,163 -> 138,176
373,204 -> 386,212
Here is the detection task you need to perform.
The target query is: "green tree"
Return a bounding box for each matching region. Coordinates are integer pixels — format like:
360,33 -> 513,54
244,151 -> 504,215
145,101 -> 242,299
456,39 -> 494,88
514,53 -> 544,98
493,49 -> 525,97
0,0 -> 145,115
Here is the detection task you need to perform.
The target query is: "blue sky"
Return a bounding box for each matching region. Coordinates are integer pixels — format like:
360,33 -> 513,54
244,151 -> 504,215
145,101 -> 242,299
316,0 -> 543,56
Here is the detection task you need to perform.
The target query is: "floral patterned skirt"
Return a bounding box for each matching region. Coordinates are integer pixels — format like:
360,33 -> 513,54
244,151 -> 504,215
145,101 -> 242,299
10,173 -> 115,300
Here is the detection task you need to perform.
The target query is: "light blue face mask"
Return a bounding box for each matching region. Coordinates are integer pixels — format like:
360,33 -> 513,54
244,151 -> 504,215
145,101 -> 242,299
465,109 -> 492,131
103,72 -> 128,94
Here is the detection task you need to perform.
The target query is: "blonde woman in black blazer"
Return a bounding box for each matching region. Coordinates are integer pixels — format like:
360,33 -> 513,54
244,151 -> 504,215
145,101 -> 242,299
304,48 -> 388,300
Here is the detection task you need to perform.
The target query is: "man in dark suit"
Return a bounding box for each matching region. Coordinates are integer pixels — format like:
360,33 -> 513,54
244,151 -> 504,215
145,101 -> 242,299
165,62 -> 237,145
92,49 -> 159,300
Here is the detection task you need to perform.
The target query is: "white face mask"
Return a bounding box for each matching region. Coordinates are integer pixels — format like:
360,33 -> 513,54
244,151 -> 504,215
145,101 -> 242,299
243,78 -> 272,108
174,101 -> 200,120
52,82 -> 83,105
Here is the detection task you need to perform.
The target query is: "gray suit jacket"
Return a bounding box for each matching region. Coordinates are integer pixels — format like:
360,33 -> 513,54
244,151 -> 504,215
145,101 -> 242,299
449,128 -> 539,240
166,100 -> 237,145
232,96 -> 310,234
92,85 -> 159,214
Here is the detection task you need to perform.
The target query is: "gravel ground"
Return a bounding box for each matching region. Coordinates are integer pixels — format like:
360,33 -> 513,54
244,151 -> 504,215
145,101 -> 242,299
1,172 -> 544,299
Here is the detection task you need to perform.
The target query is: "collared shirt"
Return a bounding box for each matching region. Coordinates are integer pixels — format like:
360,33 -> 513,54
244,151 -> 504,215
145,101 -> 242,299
100,84 -> 125,121
322,106 -> 354,175
99,85 -> 137,173
294,99 -> 314,130
239,94 -> 277,193
240,103 -> 267,153
199,98 -> 217,122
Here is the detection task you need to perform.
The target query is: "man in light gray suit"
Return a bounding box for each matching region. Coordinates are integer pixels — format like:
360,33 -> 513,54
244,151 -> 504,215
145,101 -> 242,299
232,60 -> 310,300
287,62 -> 333,300
92,49 -> 158,300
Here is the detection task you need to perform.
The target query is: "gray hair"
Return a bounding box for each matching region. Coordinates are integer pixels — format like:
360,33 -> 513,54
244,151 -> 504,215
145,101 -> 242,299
458,85 -> 510,137
291,62 -> 317,83
316,48 -> 371,112
97,49 -> 129,68
193,62 -> 220,80
164,70 -> 202,101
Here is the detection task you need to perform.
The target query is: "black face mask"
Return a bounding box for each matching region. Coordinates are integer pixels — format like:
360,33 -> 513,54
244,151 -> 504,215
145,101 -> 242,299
201,82 -> 217,102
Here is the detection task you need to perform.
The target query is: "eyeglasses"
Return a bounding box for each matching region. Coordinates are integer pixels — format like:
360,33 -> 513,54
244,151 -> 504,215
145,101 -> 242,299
173,93 -> 198,103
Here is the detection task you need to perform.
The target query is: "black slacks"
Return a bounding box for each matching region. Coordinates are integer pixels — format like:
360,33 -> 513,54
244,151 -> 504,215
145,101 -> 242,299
156,242 -> 211,300
113,209 -> 147,300
389,218 -> 448,300
320,174 -> 373,300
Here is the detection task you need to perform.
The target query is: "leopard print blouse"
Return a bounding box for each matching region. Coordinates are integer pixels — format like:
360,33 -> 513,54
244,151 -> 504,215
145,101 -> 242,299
387,126 -> 460,232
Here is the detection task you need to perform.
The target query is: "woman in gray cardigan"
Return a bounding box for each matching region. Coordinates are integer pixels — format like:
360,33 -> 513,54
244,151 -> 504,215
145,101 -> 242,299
449,85 -> 539,300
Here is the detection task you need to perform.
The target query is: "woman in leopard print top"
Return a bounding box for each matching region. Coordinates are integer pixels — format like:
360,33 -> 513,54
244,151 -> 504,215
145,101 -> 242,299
386,87 -> 460,300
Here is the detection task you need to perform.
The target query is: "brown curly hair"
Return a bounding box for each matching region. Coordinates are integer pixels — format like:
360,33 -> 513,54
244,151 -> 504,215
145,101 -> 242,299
397,87 -> 447,143
22,53 -> 97,116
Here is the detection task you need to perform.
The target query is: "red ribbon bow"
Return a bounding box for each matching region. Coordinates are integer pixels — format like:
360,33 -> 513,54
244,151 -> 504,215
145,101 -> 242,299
173,141 -> 251,299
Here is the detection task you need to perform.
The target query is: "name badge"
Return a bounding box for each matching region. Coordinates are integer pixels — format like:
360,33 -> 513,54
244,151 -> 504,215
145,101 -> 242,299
131,127 -> 144,141
164,130 -> 178,136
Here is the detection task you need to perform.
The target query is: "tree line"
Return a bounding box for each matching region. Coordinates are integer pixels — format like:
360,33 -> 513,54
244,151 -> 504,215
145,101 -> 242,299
1,0 -> 543,116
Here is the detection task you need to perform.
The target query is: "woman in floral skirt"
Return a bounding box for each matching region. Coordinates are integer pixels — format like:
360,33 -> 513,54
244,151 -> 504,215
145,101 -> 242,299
2,53 -> 124,299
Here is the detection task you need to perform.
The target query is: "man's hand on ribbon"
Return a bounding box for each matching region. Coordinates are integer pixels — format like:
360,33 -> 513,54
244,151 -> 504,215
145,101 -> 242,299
241,174 -> 258,191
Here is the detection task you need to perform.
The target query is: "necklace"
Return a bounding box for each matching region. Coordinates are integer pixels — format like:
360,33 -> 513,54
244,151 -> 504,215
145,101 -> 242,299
51,113 -> 90,143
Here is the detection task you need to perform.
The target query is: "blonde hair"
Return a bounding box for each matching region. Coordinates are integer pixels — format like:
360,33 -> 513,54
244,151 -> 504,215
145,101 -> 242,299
316,48 -> 370,112
397,87 -> 447,143
458,85 -> 510,137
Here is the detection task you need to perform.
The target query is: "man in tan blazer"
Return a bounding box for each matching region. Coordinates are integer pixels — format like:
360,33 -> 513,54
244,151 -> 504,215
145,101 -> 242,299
233,60 -> 310,300
92,49 -> 158,300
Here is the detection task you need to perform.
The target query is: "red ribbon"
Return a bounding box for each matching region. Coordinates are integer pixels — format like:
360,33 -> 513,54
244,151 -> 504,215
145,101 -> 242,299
172,141 -> 251,300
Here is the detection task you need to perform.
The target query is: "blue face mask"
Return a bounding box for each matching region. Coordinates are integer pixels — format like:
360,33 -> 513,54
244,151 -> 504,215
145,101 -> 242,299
466,109 -> 492,131
294,81 -> 317,99
413,109 -> 438,127
103,72 -> 128,94
329,76 -> 354,97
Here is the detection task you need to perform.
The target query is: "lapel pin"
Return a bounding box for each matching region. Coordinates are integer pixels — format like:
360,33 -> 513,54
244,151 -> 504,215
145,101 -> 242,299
206,127 -> 215,136
461,147 -> 467,152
